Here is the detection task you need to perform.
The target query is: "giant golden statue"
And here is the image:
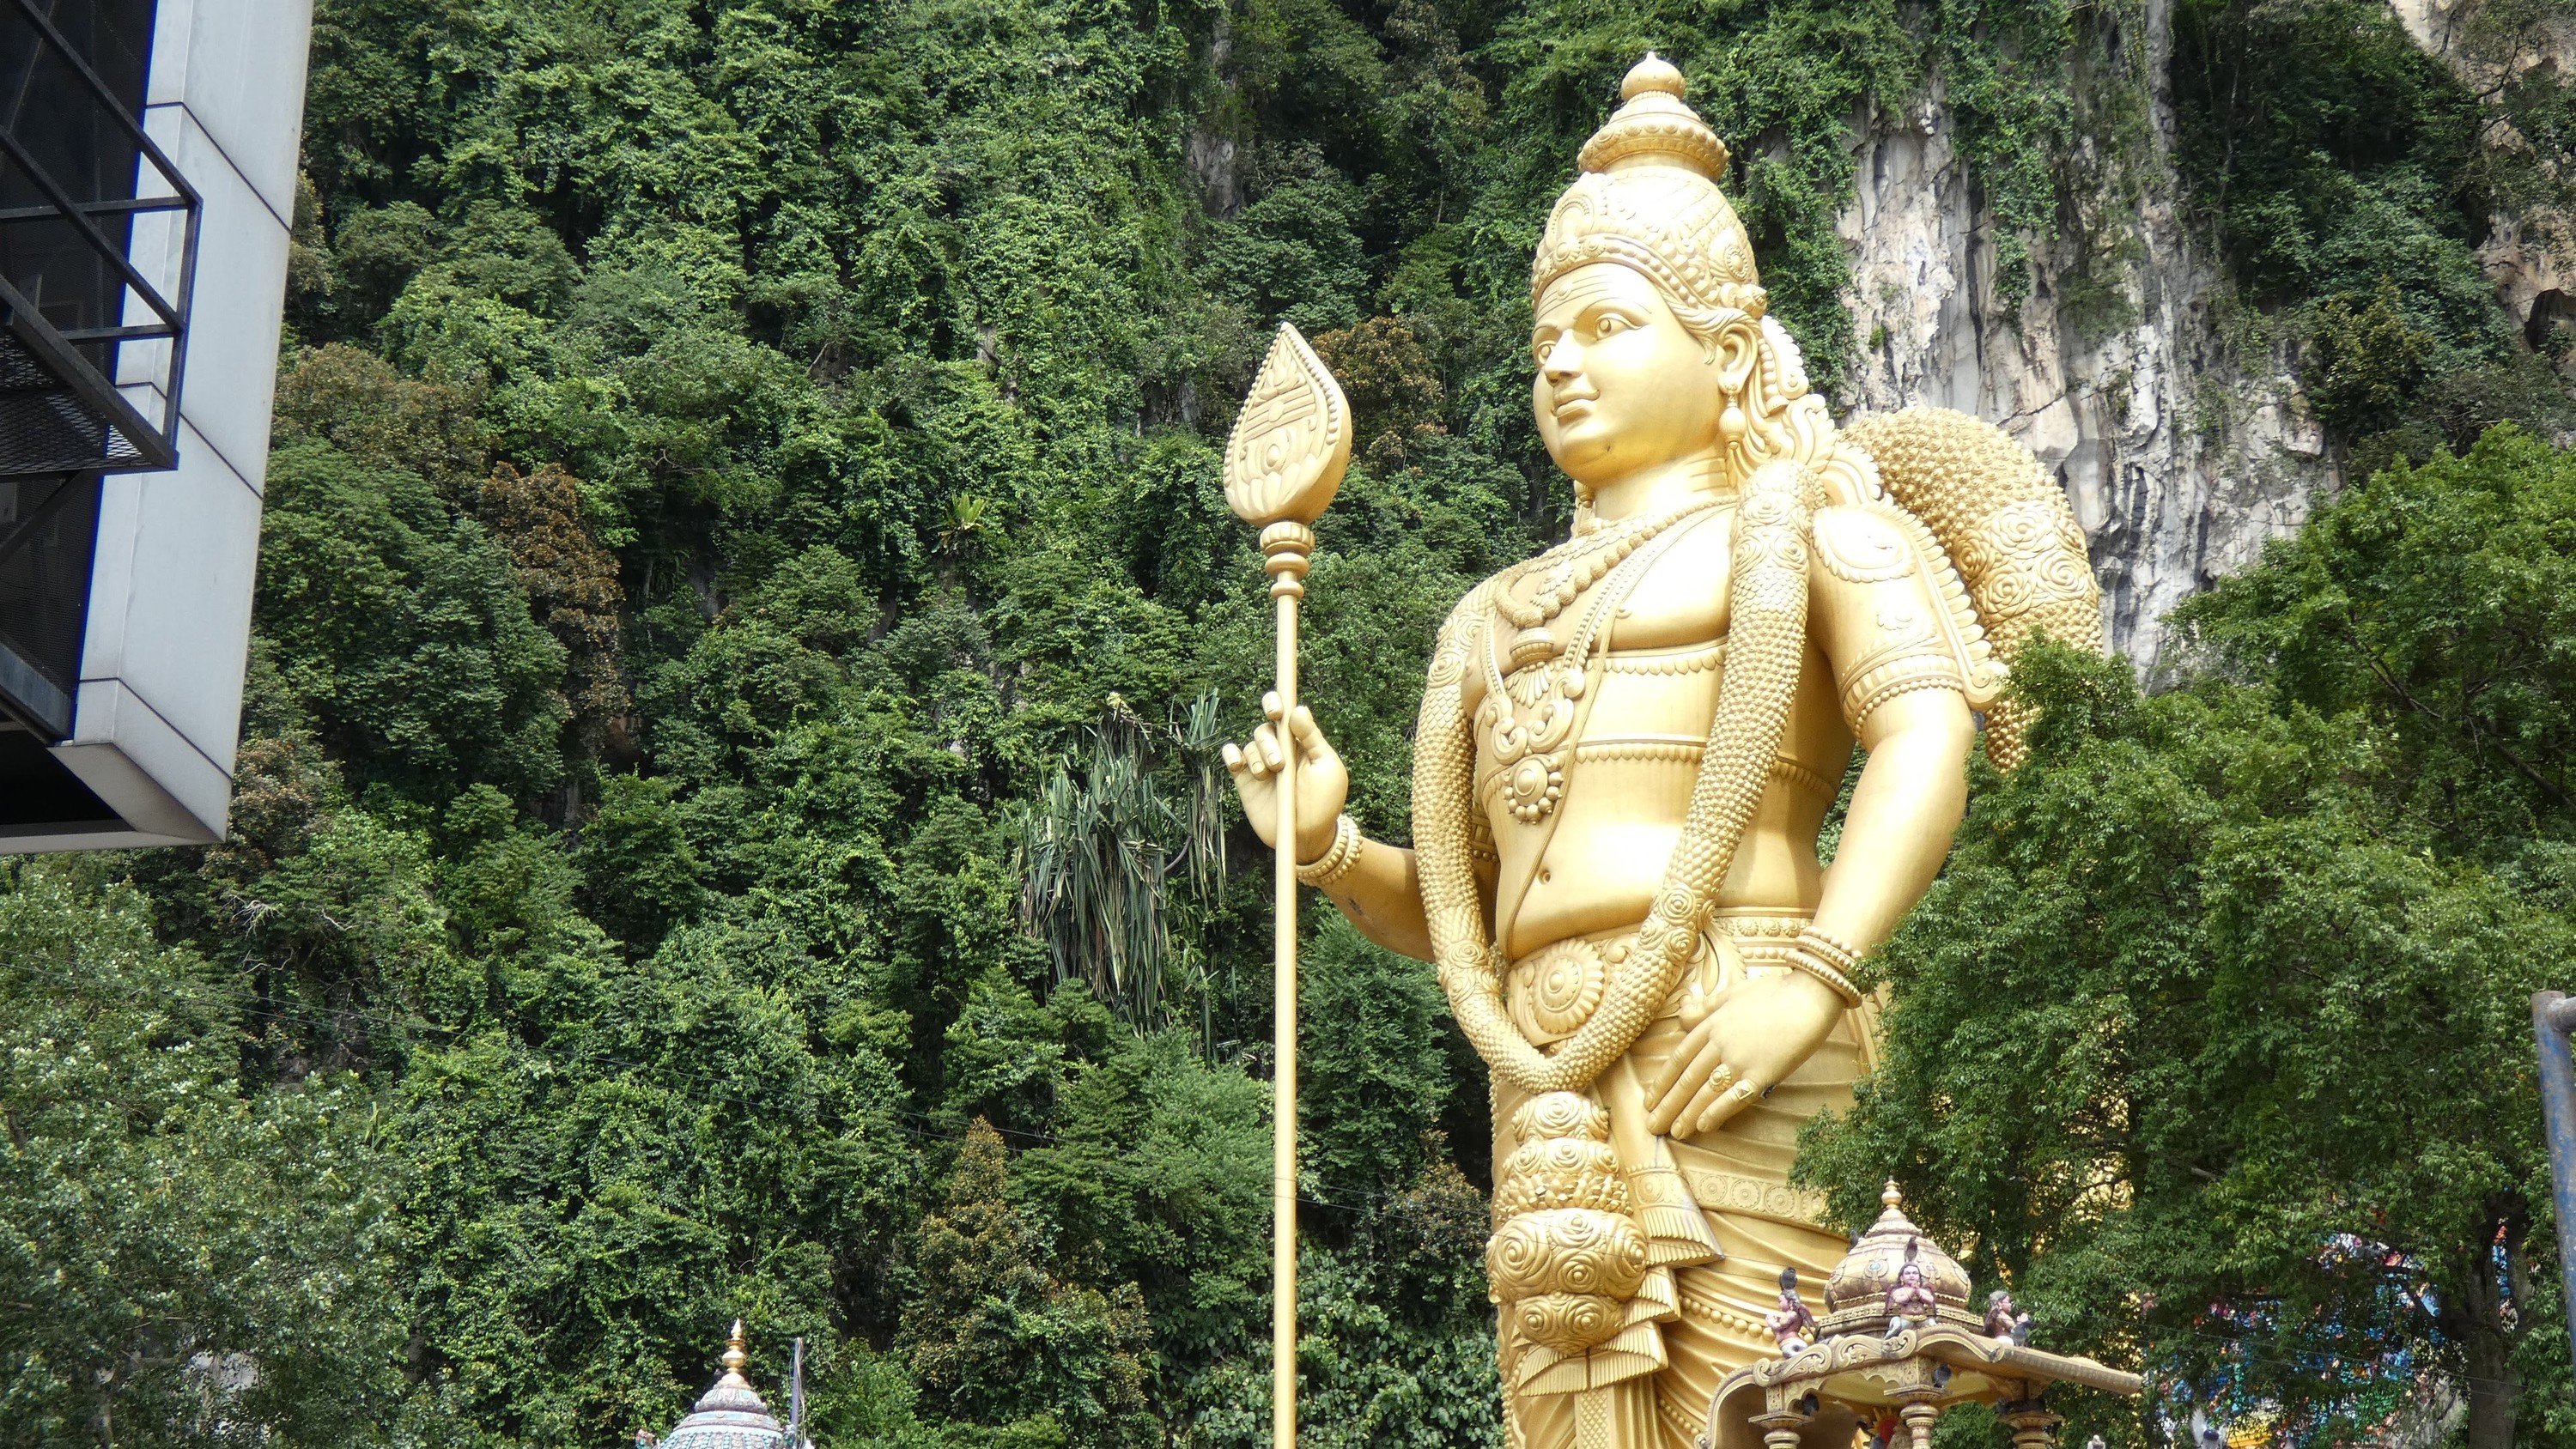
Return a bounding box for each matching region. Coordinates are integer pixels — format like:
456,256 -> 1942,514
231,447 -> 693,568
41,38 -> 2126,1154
1224,53 -> 2104,1449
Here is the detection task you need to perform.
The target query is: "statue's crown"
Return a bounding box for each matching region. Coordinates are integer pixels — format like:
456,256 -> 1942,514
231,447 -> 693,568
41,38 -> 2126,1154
1530,54 -> 1765,318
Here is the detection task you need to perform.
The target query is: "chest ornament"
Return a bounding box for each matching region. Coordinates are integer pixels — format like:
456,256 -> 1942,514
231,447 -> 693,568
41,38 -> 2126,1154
1479,499 -> 1726,825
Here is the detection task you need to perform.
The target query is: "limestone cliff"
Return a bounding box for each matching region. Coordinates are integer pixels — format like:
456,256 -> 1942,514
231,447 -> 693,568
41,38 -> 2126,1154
1834,0 -> 2570,672
1832,0 -> 2331,673
2387,0 -> 2576,356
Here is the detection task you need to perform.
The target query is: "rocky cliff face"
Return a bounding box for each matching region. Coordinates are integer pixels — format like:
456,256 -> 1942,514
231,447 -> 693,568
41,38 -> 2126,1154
2387,0 -> 2576,356
1832,0 -> 2575,672
1832,0 -> 2335,674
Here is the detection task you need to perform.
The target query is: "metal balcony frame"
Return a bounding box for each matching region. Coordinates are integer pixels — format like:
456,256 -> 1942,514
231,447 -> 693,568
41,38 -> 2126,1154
0,0 -> 199,476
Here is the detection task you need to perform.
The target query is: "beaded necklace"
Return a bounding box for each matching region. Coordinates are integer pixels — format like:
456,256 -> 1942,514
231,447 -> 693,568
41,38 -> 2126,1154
1477,497 -> 1728,824
1492,500 -> 1721,670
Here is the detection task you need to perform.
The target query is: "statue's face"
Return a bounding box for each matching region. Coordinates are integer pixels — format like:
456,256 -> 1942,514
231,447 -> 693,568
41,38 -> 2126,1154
1531,263 -> 1724,488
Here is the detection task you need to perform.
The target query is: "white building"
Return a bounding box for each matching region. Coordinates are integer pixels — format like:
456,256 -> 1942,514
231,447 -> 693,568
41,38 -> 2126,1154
0,0 -> 311,847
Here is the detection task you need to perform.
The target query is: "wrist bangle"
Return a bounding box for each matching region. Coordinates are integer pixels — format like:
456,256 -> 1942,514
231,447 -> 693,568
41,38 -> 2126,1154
1297,814 -> 1364,888
1795,927 -> 1865,978
1787,929 -> 1866,1008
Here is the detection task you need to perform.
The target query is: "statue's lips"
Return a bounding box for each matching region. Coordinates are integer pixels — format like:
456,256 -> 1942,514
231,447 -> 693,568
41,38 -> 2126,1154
1550,396 -> 1599,424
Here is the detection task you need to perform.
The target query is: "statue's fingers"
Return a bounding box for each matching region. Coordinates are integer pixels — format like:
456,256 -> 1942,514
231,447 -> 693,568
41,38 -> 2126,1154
1646,1037 -> 1718,1134
1287,706 -> 1333,765
1222,742 -> 1249,779
1695,1078 -> 1764,1135
1262,689 -> 1284,723
1673,1064 -> 1739,1136
1643,1020 -> 1704,1106
1253,722 -> 1285,772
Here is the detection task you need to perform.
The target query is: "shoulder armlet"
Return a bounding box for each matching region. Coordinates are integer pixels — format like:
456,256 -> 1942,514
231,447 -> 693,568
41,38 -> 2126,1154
1812,500 -> 2005,712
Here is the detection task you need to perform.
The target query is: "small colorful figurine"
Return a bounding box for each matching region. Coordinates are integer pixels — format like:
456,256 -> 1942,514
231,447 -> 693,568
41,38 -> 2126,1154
1883,1239 -> 1938,1338
1765,1266 -> 1820,1355
1984,1287 -> 2032,1344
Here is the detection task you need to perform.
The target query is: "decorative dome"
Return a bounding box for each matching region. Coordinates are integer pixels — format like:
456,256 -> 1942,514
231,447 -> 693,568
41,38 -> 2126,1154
1819,1181 -> 1976,1331
658,1322 -> 787,1449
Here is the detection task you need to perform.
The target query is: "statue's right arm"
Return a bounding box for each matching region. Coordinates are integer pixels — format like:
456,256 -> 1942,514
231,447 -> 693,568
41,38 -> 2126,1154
1315,840 -> 1435,961
1223,696 -> 1450,962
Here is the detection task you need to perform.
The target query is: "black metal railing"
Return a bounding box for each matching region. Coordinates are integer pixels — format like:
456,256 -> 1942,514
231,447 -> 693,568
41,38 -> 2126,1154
0,0 -> 197,480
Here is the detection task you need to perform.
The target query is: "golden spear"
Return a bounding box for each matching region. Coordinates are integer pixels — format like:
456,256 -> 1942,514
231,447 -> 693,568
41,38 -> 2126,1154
1221,322 -> 1351,1449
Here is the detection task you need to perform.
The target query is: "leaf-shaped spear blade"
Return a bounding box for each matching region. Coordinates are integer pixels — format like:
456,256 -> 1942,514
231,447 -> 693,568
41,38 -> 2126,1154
1224,323 -> 1352,527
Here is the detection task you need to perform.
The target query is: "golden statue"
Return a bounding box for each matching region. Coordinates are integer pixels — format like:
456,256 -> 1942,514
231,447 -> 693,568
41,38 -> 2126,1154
1223,52 -> 2104,1449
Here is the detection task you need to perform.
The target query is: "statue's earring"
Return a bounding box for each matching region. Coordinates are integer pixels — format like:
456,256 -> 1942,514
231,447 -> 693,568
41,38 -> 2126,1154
1719,400 -> 1747,445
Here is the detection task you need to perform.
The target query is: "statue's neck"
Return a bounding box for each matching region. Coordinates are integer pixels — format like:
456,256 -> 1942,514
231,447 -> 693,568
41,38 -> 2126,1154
1582,450 -> 1732,525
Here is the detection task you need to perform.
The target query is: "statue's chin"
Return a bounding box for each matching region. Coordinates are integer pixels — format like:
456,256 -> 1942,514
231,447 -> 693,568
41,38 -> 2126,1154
1540,431 -> 1617,487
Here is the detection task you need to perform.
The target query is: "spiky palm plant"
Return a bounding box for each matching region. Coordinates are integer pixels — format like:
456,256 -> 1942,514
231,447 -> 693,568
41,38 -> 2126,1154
1014,694 -> 1226,1032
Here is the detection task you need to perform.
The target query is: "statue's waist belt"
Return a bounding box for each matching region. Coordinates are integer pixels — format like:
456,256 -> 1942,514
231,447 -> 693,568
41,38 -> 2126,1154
1505,913 -> 1814,1046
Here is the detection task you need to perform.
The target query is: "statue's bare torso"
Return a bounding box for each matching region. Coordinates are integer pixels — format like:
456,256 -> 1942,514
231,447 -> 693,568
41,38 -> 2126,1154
1462,508 -> 1856,957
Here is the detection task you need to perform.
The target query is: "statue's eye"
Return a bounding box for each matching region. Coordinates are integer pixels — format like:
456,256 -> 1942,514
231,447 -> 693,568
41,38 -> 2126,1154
1595,315 -> 1630,338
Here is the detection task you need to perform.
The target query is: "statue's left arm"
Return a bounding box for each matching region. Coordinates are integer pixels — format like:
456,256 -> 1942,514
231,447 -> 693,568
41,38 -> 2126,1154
1648,499 -> 1978,1135
1804,500 -> 1978,953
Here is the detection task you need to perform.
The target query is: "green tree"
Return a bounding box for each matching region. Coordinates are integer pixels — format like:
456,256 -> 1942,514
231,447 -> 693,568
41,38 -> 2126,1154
898,1120 -> 1153,1448
257,438 -> 569,807
0,864 -> 399,1448
1803,429 -> 2576,1449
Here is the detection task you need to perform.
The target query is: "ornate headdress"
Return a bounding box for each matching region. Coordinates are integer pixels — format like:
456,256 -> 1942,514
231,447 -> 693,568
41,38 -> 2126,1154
1528,53 -> 1766,319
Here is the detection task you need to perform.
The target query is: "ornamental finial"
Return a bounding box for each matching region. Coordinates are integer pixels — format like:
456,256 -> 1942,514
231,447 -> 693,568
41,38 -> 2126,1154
720,1320 -> 748,1381
1621,52 -> 1686,101
1882,1179 -> 1903,1210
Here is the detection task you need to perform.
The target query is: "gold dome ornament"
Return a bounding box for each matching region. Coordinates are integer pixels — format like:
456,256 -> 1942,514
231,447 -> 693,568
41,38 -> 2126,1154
1819,1180 -> 1976,1335
653,1321 -> 789,1449
1701,1178 -> 2142,1449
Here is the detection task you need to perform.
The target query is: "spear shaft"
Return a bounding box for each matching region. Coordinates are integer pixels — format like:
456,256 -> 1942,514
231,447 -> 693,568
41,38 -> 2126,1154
1266,527 -> 1309,1449
1220,321 -> 1348,1449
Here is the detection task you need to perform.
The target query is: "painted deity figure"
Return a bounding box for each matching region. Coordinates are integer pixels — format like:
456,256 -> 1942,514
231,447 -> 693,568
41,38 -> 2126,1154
1984,1288 -> 2032,1344
1765,1268 -> 1819,1355
1884,1258 -> 1937,1339
1224,52 -> 2101,1449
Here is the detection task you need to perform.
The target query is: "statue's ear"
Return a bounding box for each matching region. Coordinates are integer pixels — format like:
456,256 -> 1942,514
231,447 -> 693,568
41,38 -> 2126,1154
1710,314 -> 1761,397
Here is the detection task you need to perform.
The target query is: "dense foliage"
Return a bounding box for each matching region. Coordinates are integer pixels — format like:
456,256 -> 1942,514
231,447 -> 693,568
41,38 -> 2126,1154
0,0 -> 2565,1446
1806,430 -> 2576,1449
2172,0 -> 2575,474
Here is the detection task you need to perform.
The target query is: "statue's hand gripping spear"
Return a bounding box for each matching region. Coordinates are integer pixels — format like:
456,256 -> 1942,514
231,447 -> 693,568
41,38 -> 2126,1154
1221,323 -> 1351,1449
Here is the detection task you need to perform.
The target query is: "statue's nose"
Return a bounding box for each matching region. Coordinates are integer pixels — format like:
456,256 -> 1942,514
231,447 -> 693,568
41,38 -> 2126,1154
1540,338 -> 1583,382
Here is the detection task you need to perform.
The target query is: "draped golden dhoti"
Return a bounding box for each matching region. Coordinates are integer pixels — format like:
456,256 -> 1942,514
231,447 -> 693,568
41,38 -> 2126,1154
1492,912 -> 1880,1449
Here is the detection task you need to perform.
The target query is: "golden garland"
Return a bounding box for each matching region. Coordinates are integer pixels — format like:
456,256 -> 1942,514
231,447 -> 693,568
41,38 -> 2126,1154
1413,456 -> 1819,1094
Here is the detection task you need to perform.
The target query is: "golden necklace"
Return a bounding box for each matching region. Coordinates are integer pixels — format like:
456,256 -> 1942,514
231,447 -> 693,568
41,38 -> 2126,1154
1493,499 -> 1723,672
1478,500 -> 1727,824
